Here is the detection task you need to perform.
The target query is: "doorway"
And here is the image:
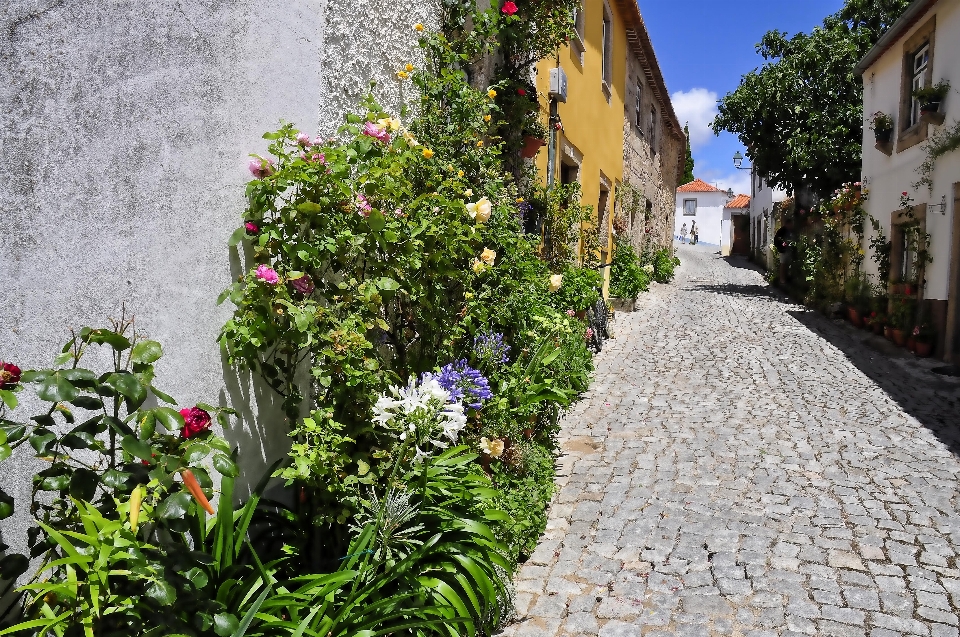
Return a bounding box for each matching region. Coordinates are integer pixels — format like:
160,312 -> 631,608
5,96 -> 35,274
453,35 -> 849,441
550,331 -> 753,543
732,214 -> 751,256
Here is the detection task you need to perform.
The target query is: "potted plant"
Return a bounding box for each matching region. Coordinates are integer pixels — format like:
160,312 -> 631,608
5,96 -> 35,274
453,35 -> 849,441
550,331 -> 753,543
869,111 -> 894,143
914,323 -> 936,357
914,81 -> 950,114
889,294 -> 915,347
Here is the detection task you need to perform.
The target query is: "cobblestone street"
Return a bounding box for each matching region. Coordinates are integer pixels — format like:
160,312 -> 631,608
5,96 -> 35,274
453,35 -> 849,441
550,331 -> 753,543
503,244 -> 960,637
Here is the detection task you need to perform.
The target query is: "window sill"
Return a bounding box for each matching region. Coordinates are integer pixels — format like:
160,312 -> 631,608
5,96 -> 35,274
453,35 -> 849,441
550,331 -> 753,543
897,121 -> 928,152
601,80 -> 612,104
570,31 -> 585,67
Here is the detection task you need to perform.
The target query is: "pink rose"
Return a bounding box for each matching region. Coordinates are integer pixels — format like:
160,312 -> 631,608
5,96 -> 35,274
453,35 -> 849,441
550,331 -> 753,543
248,157 -> 275,179
356,194 -> 372,217
566,309 -> 575,317
584,327 -> 594,340
296,132 -> 311,146
313,136 -> 323,146
362,121 -> 391,144
179,406 -> 212,439
245,221 -> 259,234
502,1 -> 518,15
255,264 -> 279,285
290,274 -> 315,295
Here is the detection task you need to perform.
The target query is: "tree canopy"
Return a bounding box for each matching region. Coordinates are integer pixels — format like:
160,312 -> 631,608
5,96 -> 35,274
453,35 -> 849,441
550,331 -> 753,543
711,0 -> 911,197
682,124 -> 695,184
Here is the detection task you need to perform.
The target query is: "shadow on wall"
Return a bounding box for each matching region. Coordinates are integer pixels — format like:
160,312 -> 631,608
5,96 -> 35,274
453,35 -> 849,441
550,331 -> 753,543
786,308 -> 960,457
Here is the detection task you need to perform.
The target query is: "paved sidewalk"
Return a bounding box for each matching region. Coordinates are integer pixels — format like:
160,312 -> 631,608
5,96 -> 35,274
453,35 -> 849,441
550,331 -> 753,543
502,245 -> 960,637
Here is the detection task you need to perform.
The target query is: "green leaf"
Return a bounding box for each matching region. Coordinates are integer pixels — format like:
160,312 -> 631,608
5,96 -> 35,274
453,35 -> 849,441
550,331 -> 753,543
184,443 -> 211,464
69,468 -> 99,501
368,210 -> 386,231
37,372 -> 79,403
29,429 -> 57,456
151,385 -> 178,405
102,469 -> 132,489
0,389 -> 17,410
103,373 -> 147,409
297,201 -> 323,215
121,436 -> 154,461
146,579 -> 177,605
228,226 -> 247,247
155,407 -> 185,433
376,277 -> 400,291
131,340 -> 163,364
71,395 -> 104,410
212,453 -> 239,478
85,329 -> 131,351
156,492 -> 192,519
0,553 -> 28,580
213,613 -> 240,637
0,488 -> 13,519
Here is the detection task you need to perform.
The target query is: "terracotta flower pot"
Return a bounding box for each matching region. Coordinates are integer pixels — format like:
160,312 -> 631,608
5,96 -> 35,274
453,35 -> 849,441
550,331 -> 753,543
873,322 -> 884,335
915,339 -> 934,357
891,329 -> 906,347
884,326 -> 892,340
907,336 -> 917,352
575,310 -> 587,320
847,307 -> 863,328
520,135 -> 545,159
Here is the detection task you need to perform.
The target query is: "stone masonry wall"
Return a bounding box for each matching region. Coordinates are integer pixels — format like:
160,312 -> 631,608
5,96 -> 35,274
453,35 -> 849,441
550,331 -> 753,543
620,51 -> 681,257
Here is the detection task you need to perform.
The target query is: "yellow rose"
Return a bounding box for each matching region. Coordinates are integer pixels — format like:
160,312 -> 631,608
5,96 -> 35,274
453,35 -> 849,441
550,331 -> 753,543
404,131 -> 420,147
465,292 -> 475,299
516,197 -> 524,203
414,23 -> 425,31
476,140 -> 484,147
480,247 -> 497,266
549,274 -> 563,292
422,148 -> 435,159
464,189 -> 474,197
378,117 -> 401,131
466,197 -> 492,223
472,259 -> 487,274
480,437 -> 505,458
458,170 -> 465,177
484,114 -> 492,122
487,89 -> 497,99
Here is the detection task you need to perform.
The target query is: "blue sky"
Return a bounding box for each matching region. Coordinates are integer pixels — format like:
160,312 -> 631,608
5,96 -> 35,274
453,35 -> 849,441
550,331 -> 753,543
640,0 -> 845,194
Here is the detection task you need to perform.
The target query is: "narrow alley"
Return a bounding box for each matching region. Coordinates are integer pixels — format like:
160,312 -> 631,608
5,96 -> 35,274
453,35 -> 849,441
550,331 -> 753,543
505,244 -> 960,637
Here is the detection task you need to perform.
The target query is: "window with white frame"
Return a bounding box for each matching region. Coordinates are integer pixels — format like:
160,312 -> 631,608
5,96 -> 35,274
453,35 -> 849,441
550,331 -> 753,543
683,199 -> 697,216
910,44 -> 930,127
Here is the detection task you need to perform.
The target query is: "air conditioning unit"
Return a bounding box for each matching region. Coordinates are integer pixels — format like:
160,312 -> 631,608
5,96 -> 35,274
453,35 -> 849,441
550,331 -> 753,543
549,67 -> 568,103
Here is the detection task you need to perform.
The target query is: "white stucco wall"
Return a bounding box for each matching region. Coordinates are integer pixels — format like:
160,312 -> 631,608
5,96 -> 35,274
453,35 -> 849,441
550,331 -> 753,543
675,190 -> 727,248
861,0 -> 960,300
750,173 -> 786,268
0,0 -> 439,588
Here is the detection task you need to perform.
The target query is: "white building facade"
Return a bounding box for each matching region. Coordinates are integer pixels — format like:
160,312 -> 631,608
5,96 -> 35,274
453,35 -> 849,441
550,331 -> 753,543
749,171 -> 787,270
675,178 -> 732,251
856,0 -> 960,360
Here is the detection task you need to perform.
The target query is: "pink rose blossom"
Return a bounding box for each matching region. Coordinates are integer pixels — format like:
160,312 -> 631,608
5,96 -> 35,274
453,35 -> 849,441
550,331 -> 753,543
296,132 -> 311,146
356,194 -> 373,217
245,222 -> 259,234
566,309 -> 575,317
312,153 -> 326,164
585,327 -> 594,340
502,1 -> 518,15
362,121 -> 391,144
313,136 -> 323,146
255,264 -> 279,285
248,157 -> 275,179
290,274 -> 315,295
180,406 -> 212,439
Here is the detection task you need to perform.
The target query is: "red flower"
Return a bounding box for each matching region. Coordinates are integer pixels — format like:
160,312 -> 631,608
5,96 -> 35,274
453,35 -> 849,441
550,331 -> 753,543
517,88 -> 527,96
245,222 -> 259,234
180,407 -> 212,439
501,1 -> 518,15
0,362 -> 21,390
902,191 -> 908,196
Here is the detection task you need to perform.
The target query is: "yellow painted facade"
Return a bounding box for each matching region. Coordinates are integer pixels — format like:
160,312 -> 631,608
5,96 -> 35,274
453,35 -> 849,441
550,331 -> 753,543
534,0 -> 629,267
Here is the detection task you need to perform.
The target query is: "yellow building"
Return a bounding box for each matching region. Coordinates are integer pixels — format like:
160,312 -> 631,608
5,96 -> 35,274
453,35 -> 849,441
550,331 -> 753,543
534,0 -> 684,278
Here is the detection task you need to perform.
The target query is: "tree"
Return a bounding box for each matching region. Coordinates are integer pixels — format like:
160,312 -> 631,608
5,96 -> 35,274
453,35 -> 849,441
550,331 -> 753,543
711,0 -> 911,198
682,124 -> 695,184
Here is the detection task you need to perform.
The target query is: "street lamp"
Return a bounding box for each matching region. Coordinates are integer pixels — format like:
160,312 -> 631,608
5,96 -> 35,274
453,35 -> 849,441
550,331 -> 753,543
732,151 -> 751,170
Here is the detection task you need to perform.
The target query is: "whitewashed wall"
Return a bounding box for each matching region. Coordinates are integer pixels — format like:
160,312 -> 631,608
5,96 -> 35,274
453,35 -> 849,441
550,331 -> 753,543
675,190 -> 727,248
0,0 -> 439,589
861,0 -> 960,301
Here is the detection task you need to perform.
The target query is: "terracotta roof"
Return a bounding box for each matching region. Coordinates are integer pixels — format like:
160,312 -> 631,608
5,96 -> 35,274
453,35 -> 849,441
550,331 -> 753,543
677,178 -> 724,193
725,194 -> 751,209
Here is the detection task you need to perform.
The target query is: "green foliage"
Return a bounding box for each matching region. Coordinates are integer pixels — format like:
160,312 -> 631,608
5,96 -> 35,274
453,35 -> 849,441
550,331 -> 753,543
548,267 -> 601,313
712,0 -> 911,196
913,80 -> 950,102
609,242 -> 650,299
915,119 -> 960,192
651,248 -> 679,284
489,443 -> 556,564
682,124 -> 695,184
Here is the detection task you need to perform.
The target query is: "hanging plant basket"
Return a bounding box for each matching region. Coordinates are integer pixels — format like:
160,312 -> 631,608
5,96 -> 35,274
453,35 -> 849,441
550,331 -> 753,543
520,135 -> 546,159
874,128 -> 893,143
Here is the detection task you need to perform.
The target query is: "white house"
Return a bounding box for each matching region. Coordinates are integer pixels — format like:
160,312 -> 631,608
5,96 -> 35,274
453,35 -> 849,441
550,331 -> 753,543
856,0 -> 960,360
675,178 -> 733,250
725,193 -> 752,257
748,172 -> 788,269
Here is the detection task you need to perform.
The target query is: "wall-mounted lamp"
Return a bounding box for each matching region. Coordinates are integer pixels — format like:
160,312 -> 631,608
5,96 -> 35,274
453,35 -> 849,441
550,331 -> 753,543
930,195 -> 948,215
732,151 -> 752,171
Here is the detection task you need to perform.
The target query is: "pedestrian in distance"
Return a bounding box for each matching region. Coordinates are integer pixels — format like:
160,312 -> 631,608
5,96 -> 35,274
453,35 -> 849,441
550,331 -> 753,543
774,215 -> 796,286
690,221 -> 698,245
680,222 -> 688,244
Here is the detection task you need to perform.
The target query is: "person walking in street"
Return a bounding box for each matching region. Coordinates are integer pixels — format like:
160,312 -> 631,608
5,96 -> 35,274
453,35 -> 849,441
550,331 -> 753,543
690,221 -> 698,245
774,216 -> 795,286
680,222 -> 688,244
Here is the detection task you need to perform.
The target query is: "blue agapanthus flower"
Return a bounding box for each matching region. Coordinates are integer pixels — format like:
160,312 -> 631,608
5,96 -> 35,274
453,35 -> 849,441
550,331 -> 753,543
474,332 -> 510,365
424,360 -> 493,409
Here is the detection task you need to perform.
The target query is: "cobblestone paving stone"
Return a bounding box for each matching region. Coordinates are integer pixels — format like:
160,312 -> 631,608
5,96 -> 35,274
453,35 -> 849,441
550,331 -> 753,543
500,245 -> 960,637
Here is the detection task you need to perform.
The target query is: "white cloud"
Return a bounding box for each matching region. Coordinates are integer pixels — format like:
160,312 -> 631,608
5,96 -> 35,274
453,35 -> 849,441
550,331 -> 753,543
671,88 -> 719,150
698,170 -> 752,197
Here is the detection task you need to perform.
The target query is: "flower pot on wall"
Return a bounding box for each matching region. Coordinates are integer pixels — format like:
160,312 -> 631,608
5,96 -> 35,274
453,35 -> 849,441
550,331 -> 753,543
874,129 -> 893,143
920,101 -> 941,114
891,329 -> 906,347
847,306 -> 863,328
520,136 -> 545,159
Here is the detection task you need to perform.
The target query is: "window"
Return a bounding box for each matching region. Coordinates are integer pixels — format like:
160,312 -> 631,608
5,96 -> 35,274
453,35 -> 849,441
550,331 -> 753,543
570,4 -> 585,63
683,199 -> 697,216
635,80 -> 643,128
649,106 -> 657,152
601,5 -> 612,87
910,44 -> 930,127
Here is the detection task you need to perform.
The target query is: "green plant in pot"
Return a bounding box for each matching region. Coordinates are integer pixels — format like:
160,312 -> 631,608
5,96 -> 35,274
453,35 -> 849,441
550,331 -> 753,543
609,241 -> 650,301
913,81 -> 950,113
869,111 -> 894,143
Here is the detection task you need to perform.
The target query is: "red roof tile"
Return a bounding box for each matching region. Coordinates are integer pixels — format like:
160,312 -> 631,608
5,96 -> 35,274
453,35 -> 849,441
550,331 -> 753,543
677,178 -> 724,193
725,194 -> 751,209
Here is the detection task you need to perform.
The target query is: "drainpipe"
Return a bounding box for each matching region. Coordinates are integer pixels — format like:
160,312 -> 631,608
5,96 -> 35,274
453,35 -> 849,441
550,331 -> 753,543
547,98 -> 558,188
